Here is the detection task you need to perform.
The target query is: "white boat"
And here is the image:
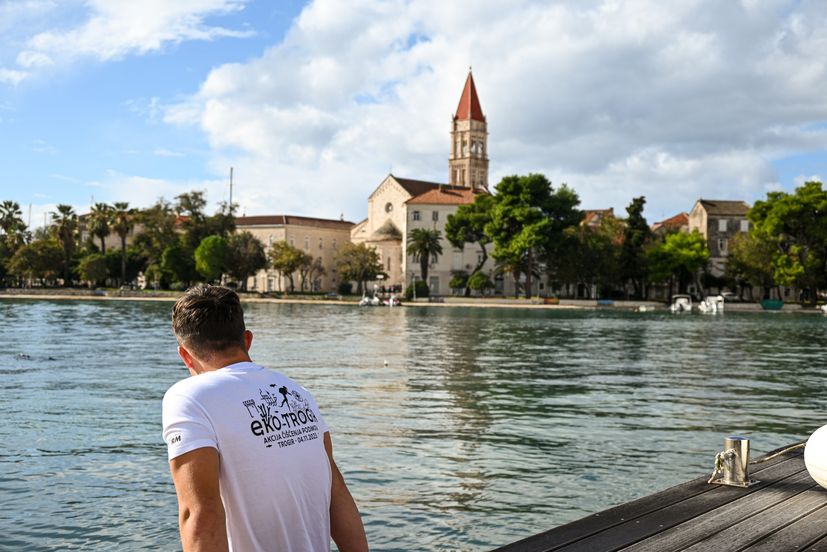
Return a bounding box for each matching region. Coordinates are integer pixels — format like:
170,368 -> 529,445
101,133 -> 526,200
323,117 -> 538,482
669,294 -> 692,313
382,295 -> 401,307
821,304 -> 827,315
698,295 -> 725,314
359,294 -> 381,307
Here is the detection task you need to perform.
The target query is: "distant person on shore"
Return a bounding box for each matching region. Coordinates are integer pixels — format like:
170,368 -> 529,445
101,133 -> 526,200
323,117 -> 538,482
162,284 -> 368,551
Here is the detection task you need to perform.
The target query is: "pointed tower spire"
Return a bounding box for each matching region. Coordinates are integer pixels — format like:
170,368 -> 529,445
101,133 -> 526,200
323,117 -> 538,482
449,69 -> 488,190
454,68 -> 486,123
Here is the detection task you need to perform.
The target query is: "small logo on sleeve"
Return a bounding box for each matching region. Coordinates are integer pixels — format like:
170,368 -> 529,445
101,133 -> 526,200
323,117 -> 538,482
167,433 -> 182,445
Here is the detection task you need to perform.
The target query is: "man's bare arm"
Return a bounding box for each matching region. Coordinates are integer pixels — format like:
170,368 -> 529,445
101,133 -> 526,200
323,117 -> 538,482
325,432 -> 369,552
170,447 -> 229,552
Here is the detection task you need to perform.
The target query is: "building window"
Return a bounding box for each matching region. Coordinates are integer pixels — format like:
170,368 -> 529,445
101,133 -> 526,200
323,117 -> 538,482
432,211 -> 439,222
304,237 -> 309,250
718,219 -> 728,232
412,211 -> 421,221
268,235 -> 273,247
386,256 -> 391,271
289,238 -> 294,247
332,239 -> 337,249
319,237 -> 323,249
740,220 -> 749,232
718,238 -> 728,253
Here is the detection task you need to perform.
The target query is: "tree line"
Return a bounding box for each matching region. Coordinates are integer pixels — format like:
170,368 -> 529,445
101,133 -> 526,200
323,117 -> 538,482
1,177 -> 824,302
411,174 -> 825,303
0,191 -> 385,294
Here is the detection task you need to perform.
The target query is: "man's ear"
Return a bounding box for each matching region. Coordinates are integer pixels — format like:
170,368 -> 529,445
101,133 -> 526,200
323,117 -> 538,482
178,344 -> 196,370
243,329 -> 253,351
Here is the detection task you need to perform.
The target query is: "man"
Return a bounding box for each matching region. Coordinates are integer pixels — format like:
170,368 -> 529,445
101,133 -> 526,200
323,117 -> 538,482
163,284 -> 368,551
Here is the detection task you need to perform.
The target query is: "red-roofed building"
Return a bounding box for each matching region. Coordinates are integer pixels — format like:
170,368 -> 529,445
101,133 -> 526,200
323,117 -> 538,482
651,212 -> 689,236
351,71 -> 504,295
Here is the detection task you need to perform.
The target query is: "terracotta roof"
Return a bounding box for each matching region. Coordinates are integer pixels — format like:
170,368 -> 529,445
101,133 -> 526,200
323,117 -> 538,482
697,200 -> 750,216
235,215 -> 354,230
581,208 -> 614,226
405,186 -> 484,205
652,212 -> 689,231
454,71 -> 485,122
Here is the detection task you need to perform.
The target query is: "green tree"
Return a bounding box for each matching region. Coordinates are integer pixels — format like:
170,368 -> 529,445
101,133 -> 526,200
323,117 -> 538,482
556,216 -> 622,299
467,271 -> 494,295
88,203 -> 111,255
647,230 -> 710,296
226,232 -> 267,291
407,228 -> 443,282
0,201 -> 29,250
161,243 -> 195,286
111,202 -> 135,284
748,181 -> 827,304
194,235 -> 229,283
334,243 -> 383,294
445,193 -> 494,296
487,174 -> 582,298
449,271 -> 469,293
7,239 -> 63,285
269,241 -> 304,292
51,204 -> 78,286
77,253 -> 108,287
726,232 -> 777,299
133,199 -> 178,267
619,196 -> 652,299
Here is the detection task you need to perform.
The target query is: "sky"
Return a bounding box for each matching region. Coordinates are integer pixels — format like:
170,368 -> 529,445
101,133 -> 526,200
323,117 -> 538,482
1,0 -> 825,229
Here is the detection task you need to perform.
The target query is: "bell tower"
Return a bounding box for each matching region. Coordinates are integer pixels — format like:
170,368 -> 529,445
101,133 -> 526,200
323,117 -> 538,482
449,69 -> 488,190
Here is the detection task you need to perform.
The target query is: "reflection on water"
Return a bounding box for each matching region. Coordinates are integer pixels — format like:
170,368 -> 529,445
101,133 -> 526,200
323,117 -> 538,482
1,300 -> 826,550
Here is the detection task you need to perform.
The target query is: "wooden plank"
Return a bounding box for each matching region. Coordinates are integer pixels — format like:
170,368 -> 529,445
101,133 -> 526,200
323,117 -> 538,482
551,455 -> 806,552
492,451 -> 801,552
620,470 -> 815,552
678,486 -> 827,551
740,502 -> 827,552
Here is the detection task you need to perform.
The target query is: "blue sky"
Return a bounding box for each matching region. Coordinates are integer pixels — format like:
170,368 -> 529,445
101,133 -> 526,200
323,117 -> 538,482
1,0 -> 825,228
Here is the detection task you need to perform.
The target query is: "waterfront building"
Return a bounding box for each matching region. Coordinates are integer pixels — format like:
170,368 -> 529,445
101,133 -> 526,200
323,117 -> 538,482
688,199 -> 750,277
236,215 -> 354,293
353,70 -> 503,295
651,212 -> 689,237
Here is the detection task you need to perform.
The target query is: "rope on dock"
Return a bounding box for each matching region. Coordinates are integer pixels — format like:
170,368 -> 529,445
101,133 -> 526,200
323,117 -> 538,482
750,441 -> 806,464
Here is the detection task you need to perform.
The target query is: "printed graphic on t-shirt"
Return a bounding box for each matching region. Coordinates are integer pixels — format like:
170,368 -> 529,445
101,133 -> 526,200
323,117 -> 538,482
243,383 -> 321,449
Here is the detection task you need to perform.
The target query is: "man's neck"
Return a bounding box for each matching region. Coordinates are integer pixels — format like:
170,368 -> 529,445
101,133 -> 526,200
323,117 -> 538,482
190,351 -> 252,375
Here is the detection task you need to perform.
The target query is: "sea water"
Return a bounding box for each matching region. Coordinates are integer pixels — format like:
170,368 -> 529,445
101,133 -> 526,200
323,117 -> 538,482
0,299 -> 825,550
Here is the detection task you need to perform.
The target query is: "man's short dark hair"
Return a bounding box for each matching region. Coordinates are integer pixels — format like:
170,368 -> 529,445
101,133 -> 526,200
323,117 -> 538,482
172,284 -> 246,355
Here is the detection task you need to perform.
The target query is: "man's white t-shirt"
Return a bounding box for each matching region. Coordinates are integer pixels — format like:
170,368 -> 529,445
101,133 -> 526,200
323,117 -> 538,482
162,361 -> 332,552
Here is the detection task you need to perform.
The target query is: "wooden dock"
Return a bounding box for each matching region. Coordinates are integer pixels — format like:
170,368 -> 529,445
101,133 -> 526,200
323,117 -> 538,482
494,444 -> 827,551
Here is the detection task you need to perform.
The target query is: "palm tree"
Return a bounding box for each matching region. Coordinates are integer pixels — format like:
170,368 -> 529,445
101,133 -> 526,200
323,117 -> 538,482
51,204 -> 77,286
88,202 -> 111,255
111,202 -> 134,284
407,228 -> 443,282
0,201 -> 28,249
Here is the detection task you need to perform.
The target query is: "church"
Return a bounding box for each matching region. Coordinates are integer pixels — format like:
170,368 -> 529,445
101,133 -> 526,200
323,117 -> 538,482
351,70 -> 498,295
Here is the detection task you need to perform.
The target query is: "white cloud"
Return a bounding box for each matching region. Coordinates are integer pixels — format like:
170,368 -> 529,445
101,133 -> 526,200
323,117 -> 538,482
0,68 -> 28,85
31,139 -> 58,155
158,0 -> 827,223
2,0 -> 252,84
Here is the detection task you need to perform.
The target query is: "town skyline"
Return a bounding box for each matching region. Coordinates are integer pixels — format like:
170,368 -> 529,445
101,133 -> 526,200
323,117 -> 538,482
1,0 -> 825,229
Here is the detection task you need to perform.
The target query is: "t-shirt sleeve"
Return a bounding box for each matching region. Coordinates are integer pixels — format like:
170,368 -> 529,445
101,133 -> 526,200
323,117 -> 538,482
162,390 -> 218,461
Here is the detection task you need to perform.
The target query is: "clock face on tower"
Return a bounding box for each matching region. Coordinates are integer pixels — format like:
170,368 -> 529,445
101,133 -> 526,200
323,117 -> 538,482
385,202 -> 393,213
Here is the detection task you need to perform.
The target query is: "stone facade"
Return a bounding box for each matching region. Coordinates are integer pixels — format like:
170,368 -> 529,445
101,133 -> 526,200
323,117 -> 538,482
236,215 -> 354,292
688,199 -> 751,276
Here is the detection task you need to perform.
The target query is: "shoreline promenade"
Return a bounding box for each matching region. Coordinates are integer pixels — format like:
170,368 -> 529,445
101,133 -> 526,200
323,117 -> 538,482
0,288 -> 820,313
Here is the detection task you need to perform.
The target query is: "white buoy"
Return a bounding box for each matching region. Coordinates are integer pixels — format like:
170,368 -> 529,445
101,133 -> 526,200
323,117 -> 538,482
805,425 -> 827,489
383,360 -> 389,366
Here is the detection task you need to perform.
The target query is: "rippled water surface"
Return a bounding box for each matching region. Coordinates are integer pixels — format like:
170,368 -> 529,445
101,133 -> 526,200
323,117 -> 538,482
1,299 -> 826,551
